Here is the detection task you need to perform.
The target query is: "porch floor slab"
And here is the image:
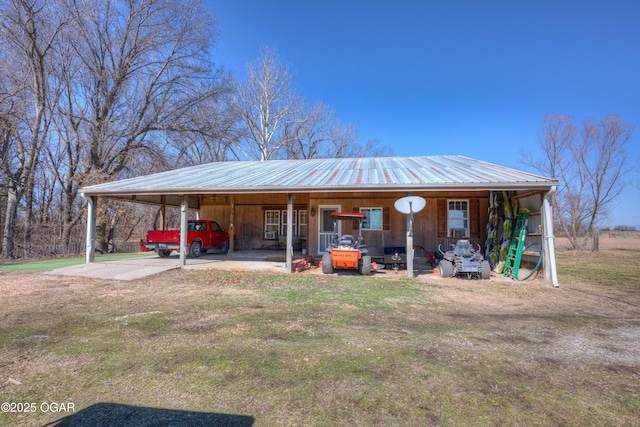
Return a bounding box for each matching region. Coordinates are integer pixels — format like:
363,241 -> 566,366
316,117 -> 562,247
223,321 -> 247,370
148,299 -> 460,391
45,250 -> 309,281
46,250 -> 520,282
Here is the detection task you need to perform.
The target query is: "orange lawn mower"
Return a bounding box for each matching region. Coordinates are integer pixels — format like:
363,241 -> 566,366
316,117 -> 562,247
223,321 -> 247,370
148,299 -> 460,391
321,212 -> 372,275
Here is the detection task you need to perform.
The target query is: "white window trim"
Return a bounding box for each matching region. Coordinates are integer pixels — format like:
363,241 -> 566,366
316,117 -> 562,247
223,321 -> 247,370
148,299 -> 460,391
281,209 -> 297,236
447,199 -> 469,238
265,209 -> 309,238
265,210 -> 280,239
298,210 -> 308,237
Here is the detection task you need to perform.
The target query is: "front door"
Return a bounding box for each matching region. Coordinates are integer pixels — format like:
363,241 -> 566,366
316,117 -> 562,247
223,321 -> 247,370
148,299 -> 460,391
318,205 -> 340,254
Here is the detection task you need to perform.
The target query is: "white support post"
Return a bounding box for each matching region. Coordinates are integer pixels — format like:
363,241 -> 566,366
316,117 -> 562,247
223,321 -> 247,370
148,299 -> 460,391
180,195 -> 188,268
542,187 -> 560,288
406,212 -> 414,277
84,195 -> 96,263
395,196 -> 425,279
286,193 -> 293,273
160,195 -> 166,230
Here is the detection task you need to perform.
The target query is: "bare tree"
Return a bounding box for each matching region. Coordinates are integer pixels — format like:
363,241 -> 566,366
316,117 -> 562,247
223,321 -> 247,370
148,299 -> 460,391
283,101 -> 332,159
46,0 -> 224,249
0,99 -> 15,251
283,101 -> 371,159
341,138 -> 394,158
0,0 -> 233,257
62,0 -> 220,176
231,47 -> 303,161
234,48 -> 392,161
166,76 -> 238,167
582,116 -> 635,230
0,0 -> 64,258
524,114 -> 636,249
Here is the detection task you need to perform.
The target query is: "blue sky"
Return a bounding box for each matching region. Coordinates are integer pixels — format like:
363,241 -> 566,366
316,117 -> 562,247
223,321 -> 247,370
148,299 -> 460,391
206,0 -> 640,227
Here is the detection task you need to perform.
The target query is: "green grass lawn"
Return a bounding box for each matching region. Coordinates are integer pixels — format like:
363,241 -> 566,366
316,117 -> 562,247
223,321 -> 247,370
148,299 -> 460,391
0,252 -> 154,272
1,250 -> 639,426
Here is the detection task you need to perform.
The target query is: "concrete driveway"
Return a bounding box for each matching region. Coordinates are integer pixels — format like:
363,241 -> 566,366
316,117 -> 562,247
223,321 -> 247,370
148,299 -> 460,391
47,252 -> 288,281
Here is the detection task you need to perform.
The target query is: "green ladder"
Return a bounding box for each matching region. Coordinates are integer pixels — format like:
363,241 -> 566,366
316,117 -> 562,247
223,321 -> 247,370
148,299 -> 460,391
504,208 -> 530,279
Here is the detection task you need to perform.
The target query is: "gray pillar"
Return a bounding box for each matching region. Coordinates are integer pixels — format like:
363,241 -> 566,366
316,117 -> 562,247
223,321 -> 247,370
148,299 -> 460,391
160,195 -> 166,230
180,195 -> 188,268
542,188 -> 559,288
85,195 -> 96,263
286,193 -> 293,273
406,213 -> 414,277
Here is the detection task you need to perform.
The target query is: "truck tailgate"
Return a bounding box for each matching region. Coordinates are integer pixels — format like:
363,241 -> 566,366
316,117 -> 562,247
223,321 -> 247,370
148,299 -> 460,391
146,230 -> 181,244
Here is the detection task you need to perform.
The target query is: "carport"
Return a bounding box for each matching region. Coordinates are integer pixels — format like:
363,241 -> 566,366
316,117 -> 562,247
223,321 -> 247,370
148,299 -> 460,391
80,191 -> 300,272
79,155 -> 560,286
81,193 -> 200,268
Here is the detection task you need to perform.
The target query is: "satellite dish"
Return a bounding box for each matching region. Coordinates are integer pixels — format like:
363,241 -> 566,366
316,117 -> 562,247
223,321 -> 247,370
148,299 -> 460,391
394,196 -> 426,214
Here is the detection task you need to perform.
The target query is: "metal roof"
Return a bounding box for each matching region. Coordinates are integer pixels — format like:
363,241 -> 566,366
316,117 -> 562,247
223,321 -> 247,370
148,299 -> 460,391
80,155 -> 558,200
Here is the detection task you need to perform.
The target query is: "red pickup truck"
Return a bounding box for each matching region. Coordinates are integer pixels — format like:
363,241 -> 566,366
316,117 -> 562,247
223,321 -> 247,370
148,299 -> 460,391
144,220 -> 229,257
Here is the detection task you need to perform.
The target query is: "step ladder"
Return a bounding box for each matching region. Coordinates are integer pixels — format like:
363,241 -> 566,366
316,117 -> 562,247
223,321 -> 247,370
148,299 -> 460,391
504,208 -> 530,279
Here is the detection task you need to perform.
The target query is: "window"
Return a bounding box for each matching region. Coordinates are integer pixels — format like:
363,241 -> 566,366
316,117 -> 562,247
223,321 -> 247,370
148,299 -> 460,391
448,200 -> 469,238
188,221 -> 206,231
360,208 -> 383,230
265,209 -> 307,238
298,210 -> 308,237
281,210 -> 297,236
265,210 -> 280,239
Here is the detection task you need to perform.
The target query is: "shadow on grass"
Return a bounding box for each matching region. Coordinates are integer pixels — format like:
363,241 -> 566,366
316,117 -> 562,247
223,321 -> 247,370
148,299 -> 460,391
43,402 -> 254,426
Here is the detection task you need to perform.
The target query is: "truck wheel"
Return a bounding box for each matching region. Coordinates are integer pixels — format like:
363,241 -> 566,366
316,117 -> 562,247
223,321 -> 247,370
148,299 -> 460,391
439,260 -> 454,278
222,240 -> 229,254
321,253 -> 333,274
481,260 -> 491,280
360,255 -> 371,275
189,241 -> 202,258
157,249 -> 171,258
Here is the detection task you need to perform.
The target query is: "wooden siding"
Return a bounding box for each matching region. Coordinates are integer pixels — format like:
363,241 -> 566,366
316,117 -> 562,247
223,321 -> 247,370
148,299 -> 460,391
199,190 -> 490,257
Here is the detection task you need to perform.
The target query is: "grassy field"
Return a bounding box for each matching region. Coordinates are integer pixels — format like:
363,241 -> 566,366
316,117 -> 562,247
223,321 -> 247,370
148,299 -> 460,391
0,252 -> 153,273
1,240 -> 639,426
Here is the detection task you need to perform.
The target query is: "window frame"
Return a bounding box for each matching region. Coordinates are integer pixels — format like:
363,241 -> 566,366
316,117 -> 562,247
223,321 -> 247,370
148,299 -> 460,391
264,208 -> 308,238
298,210 -> 308,237
447,199 -> 469,238
281,209 -> 297,236
264,210 -> 280,239
360,207 -> 384,231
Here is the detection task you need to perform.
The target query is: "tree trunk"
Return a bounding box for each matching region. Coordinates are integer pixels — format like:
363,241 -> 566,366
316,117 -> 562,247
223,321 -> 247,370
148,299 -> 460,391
23,175 -> 35,243
2,187 -> 18,259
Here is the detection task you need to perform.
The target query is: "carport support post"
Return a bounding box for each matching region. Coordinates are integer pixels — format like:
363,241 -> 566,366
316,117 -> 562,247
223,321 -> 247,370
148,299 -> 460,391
85,195 -> 97,263
180,195 -> 188,268
229,196 -> 235,253
542,187 -> 559,287
160,196 -> 166,230
286,193 -> 293,273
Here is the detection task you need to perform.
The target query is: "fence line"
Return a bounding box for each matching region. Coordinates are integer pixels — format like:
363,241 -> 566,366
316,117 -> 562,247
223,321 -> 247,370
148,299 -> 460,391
554,229 -> 640,251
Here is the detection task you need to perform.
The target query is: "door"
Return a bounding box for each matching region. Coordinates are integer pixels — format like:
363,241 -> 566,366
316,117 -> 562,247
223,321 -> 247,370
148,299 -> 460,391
209,221 -> 228,248
190,221 -> 211,247
318,205 -> 340,254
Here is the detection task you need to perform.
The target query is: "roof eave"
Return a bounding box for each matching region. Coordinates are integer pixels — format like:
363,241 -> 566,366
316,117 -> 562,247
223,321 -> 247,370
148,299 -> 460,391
80,181 -> 559,197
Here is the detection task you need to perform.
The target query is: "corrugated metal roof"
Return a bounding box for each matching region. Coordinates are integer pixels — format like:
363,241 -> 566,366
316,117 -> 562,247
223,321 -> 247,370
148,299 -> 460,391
80,155 -> 559,197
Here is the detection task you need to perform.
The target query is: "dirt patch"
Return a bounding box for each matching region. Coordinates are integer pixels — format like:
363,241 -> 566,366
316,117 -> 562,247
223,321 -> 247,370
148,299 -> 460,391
1,244 -> 639,426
